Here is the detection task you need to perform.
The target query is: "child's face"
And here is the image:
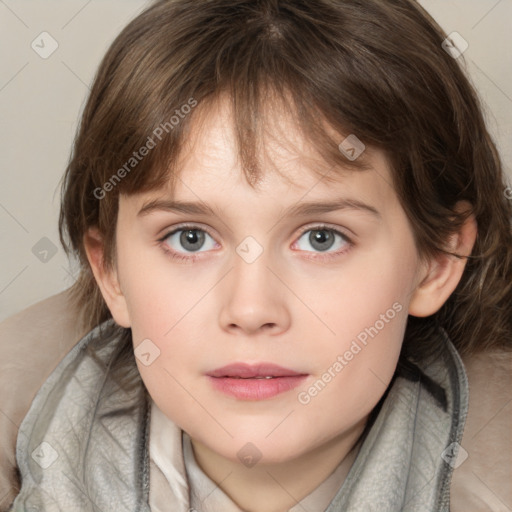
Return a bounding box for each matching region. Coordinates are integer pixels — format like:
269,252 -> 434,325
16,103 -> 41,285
111,98 -> 425,466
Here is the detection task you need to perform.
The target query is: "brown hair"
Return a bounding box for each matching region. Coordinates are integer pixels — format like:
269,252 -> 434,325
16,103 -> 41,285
59,0 -> 512,364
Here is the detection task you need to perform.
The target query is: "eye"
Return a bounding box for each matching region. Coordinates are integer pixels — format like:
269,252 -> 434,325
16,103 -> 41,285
160,225 -> 218,261
292,225 -> 353,259
159,223 -> 354,262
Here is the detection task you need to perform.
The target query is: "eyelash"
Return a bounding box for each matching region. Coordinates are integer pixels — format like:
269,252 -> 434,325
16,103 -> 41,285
157,223 -> 355,263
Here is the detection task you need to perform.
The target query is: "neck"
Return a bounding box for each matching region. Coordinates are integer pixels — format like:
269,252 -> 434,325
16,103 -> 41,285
190,417 -> 367,512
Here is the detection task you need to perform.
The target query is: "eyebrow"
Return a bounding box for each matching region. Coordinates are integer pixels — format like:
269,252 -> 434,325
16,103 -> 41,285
138,197 -> 381,219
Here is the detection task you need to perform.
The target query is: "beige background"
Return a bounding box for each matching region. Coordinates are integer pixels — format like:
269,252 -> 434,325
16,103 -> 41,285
1,0 -> 511,322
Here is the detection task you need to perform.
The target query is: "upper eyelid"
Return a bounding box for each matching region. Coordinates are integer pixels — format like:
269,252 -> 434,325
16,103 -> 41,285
159,223 -> 216,241
296,223 -> 353,239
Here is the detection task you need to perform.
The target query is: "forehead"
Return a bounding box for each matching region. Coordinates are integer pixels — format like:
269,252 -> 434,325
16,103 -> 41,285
175,95 -> 393,192
121,95 -> 399,221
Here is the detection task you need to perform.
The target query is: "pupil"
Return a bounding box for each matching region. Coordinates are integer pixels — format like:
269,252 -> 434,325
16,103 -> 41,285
311,230 -> 334,251
181,230 -> 204,251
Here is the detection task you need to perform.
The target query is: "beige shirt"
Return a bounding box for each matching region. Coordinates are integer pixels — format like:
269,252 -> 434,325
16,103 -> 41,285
148,399 -> 358,512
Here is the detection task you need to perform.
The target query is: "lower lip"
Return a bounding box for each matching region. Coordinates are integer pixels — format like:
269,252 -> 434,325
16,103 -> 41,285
207,375 -> 308,400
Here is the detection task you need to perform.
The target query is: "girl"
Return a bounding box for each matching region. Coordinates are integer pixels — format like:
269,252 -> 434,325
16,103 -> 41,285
4,0 -> 512,510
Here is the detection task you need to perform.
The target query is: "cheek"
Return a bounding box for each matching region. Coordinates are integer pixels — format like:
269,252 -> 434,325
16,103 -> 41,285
117,241 -> 207,337
293,247 -> 414,411
294,303 -> 408,448
301,247 -> 414,347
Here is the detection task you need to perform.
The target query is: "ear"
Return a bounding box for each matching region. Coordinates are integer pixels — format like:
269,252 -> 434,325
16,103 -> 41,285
83,227 -> 131,328
408,202 -> 478,317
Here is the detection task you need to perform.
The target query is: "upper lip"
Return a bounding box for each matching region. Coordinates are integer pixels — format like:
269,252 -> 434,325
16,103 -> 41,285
207,362 -> 307,378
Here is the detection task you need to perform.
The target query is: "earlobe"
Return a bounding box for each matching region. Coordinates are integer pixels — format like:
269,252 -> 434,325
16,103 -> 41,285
83,227 -> 131,328
408,204 -> 477,318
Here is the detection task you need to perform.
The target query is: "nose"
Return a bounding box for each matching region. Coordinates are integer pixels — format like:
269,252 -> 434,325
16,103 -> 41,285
218,249 -> 291,336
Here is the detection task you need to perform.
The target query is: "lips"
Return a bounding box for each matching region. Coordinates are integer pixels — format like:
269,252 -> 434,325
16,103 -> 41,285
207,363 -> 308,400
207,362 -> 305,379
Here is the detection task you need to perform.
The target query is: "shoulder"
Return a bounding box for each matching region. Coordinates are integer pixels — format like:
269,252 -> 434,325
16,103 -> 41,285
0,290 -> 88,511
451,349 -> 512,511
